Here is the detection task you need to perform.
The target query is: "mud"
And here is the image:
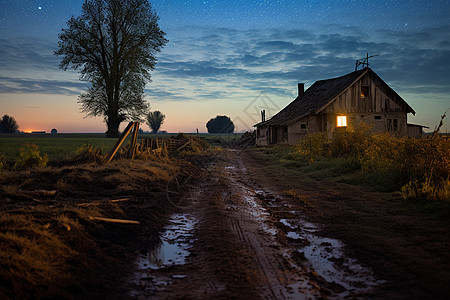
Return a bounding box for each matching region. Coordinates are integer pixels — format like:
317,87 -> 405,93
128,149 -> 384,299
129,213 -> 197,297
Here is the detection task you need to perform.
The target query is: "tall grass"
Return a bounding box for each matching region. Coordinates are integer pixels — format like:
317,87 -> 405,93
296,124 -> 450,201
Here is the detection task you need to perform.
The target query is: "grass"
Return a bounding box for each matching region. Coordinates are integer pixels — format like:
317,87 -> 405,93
258,127 -> 450,201
0,133 -> 119,162
0,132 -> 242,163
0,153 -> 195,299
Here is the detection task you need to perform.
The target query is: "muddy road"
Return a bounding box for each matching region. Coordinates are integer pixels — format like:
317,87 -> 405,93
128,149 -> 383,299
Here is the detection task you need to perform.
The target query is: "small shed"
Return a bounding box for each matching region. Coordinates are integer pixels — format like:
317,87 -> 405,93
255,67 -> 421,146
407,124 -> 428,138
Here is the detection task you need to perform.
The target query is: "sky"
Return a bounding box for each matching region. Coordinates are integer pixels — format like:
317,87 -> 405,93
0,0 -> 449,133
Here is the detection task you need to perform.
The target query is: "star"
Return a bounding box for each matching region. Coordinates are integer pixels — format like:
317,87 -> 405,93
38,7 -> 42,10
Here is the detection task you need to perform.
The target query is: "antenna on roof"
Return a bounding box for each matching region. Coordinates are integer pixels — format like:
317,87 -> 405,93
355,53 -> 378,71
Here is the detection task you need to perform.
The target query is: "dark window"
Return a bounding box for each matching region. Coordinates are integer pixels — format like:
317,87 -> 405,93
361,86 -> 369,98
387,119 -> 392,131
393,119 -> 398,131
300,124 -> 307,129
257,128 -> 260,138
284,126 -> 288,133
374,116 -> 382,120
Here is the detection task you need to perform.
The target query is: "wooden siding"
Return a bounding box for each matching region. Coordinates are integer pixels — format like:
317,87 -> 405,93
325,73 -> 405,114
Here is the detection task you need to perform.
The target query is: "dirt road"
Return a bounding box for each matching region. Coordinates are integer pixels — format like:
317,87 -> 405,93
128,149 -> 383,299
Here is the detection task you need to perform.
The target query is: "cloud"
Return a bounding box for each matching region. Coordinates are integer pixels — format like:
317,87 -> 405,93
0,76 -> 86,95
1,24 -> 449,105
0,38 -> 60,72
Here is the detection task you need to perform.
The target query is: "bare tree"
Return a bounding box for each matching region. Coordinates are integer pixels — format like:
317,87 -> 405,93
55,0 -> 167,137
146,111 -> 165,133
0,114 -> 19,133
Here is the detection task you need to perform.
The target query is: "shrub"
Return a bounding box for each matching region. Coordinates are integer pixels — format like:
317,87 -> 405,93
296,132 -> 328,160
296,123 -> 450,201
400,136 -> 450,201
13,144 -> 48,169
329,122 -> 373,158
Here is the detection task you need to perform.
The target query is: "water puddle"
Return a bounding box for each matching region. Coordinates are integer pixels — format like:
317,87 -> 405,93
129,213 -> 197,296
280,217 -> 384,296
140,214 -> 197,269
224,156 -> 383,297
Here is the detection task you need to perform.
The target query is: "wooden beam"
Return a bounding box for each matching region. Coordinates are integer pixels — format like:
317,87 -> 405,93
128,122 -> 140,159
89,216 -> 140,224
106,122 -> 135,162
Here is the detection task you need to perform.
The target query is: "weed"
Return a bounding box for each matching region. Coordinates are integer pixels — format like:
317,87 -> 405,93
74,144 -> 104,163
0,154 -> 5,171
13,144 -> 48,169
296,132 -> 328,159
293,123 -> 450,201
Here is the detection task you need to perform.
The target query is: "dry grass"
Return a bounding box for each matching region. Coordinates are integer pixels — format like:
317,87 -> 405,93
0,210 -> 84,298
0,154 -> 199,299
294,125 -> 450,201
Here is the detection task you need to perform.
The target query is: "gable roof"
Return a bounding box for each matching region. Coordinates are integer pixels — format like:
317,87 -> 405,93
257,68 -> 414,127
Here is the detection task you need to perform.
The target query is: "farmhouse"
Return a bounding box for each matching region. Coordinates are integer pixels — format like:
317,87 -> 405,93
255,67 -> 424,146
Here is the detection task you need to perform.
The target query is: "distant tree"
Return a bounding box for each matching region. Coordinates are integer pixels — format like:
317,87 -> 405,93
55,0 -> 168,137
206,115 -> 235,134
51,128 -> 58,134
0,114 -> 19,133
146,111 -> 166,133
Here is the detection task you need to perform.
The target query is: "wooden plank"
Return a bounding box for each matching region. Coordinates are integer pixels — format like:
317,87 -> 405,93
22,190 -> 57,197
106,122 -> 135,162
110,198 -> 131,203
129,122 -> 140,159
176,141 -> 191,151
89,217 -> 140,224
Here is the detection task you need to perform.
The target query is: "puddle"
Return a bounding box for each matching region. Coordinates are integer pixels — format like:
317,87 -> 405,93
139,214 -> 197,270
129,213 -> 197,296
224,155 -> 383,297
286,231 -> 305,240
281,217 -> 384,296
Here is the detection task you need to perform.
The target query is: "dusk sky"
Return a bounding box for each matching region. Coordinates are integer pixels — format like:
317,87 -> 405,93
1,0 -> 449,133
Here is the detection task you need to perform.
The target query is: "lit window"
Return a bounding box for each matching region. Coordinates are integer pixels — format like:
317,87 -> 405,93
337,116 -> 347,127
361,86 -> 369,98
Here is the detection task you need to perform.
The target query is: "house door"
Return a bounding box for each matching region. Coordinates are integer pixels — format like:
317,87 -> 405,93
271,126 -> 278,144
318,113 -> 327,132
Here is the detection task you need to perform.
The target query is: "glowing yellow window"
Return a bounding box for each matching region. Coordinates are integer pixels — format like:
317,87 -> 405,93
337,116 -> 347,127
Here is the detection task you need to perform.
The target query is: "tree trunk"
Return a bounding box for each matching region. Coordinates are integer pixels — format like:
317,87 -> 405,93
106,117 -> 121,138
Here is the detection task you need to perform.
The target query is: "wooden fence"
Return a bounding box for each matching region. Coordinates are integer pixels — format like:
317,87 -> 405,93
106,122 -> 195,162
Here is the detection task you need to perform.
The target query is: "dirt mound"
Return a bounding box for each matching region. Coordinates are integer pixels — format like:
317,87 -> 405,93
0,157 -> 200,299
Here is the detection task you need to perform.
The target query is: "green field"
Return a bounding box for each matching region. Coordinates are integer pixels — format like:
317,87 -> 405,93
0,132 -> 243,162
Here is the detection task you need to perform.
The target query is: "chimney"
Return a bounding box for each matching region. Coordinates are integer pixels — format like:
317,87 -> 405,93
298,83 -> 304,98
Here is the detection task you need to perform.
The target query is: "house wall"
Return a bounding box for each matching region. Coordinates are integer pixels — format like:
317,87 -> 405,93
287,115 -> 322,144
255,126 -> 269,146
407,125 -> 423,138
324,73 -> 409,138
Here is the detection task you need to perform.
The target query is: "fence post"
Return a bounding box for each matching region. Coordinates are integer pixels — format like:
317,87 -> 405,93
106,122 -> 135,162
128,122 -> 140,159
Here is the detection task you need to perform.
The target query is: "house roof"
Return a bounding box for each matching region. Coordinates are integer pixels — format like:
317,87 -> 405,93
256,68 -> 415,127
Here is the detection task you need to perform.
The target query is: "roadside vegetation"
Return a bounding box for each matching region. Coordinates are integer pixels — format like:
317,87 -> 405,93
0,133 -> 239,164
255,124 -> 449,202
0,133 -> 211,299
